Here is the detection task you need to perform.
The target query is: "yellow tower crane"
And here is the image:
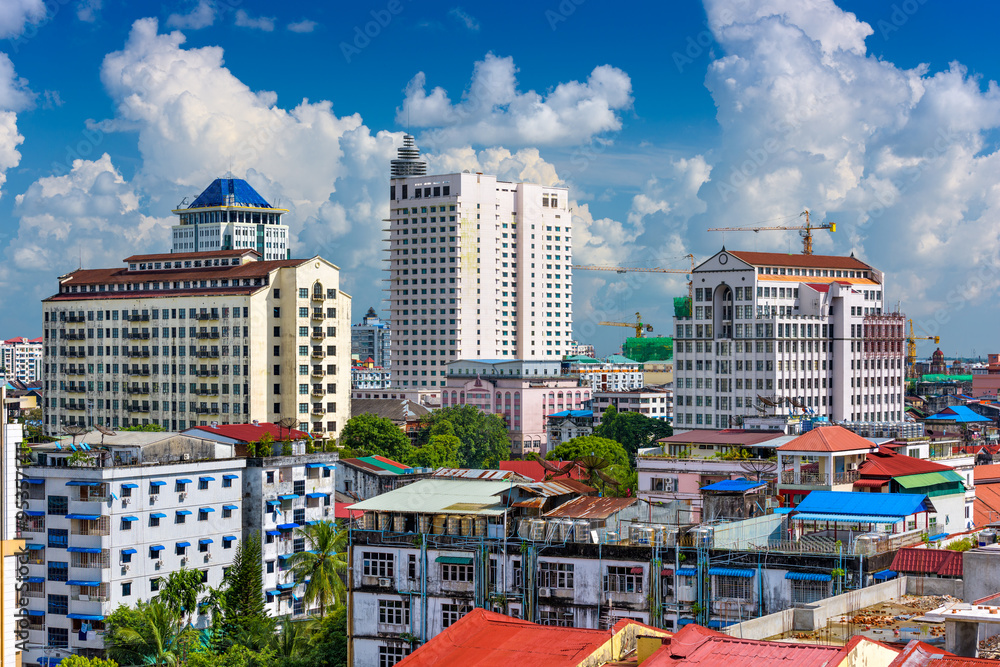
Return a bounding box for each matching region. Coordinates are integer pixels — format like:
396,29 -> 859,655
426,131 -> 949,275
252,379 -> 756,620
572,254 -> 696,301
707,210 -> 836,255
905,319 -> 940,379
598,312 -> 653,338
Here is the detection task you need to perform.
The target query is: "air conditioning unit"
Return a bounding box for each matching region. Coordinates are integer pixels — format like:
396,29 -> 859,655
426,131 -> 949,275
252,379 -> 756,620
378,578 -> 392,588
149,496 -> 156,504
179,492 -> 187,501
538,588 -> 551,597
155,560 -> 164,569
180,557 -> 187,566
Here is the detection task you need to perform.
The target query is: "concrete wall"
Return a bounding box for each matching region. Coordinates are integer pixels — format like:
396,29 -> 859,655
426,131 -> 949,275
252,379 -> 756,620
906,576 -> 964,599
962,546 -> 1000,602
721,608 -> 795,639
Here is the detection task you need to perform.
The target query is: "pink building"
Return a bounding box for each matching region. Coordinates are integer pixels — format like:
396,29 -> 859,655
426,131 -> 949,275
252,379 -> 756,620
972,353 -> 1000,398
442,359 -> 590,457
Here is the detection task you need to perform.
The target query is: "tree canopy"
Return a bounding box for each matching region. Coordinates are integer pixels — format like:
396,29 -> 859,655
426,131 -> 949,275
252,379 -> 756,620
593,404 -> 672,462
338,413 -> 412,461
546,435 -> 633,495
414,406 -> 510,468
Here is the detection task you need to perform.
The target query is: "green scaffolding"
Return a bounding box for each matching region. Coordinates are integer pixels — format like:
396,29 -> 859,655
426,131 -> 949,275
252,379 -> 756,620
624,336 -> 673,362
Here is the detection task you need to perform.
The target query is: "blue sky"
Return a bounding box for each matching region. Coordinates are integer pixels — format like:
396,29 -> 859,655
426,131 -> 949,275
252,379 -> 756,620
1,0 -> 999,360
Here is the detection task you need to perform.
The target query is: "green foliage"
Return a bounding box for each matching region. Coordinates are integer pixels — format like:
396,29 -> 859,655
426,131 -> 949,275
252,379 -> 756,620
429,420 -> 456,437
305,440 -> 316,454
105,600 -> 184,667
594,404 -> 673,463
546,436 -> 632,492
122,423 -> 167,432
156,568 -> 206,624
339,413 -> 412,461
410,434 -> 461,469
59,657 -> 119,667
831,568 -> 846,577
286,521 -> 348,616
719,447 -> 752,460
188,645 -> 279,667
281,440 -> 293,456
214,532 -> 270,652
415,405 -> 510,468
250,432 -> 275,457
283,606 -> 348,667
67,450 -> 95,467
947,536 -> 976,552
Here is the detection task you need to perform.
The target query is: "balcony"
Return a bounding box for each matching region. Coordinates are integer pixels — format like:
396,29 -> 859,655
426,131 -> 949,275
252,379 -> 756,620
311,310 -> 324,321
66,366 -> 86,375
190,388 -> 219,397
195,313 -> 219,321
126,350 -> 151,359
195,350 -> 220,359
127,405 -> 151,414
192,406 -> 218,415
311,405 -> 326,416
311,368 -> 324,379
311,331 -> 325,340
312,386 -> 325,397
125,386 -> 150,395
311,350 -> 325,359
64,332 -> 86,341
66,351 -> 86,359
195,368 -> 219,378
65,386 -> 86,394
128,368 -> 151,377
779,470 -> 860,486
65,403 -> 86,412
66,314 -> 86,323
196,332 -> 221,340
124,332 -> 150,340
124,314 -> 150,322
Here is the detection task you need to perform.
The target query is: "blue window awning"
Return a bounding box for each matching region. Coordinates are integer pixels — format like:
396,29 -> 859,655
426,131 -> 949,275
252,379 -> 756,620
199,507 -> 215,513
67,580 -> 102,587
223,504 -> 238,510
24,510 -> 43,517
176,541 -> 191,548
306,492 -> 326,498
223,474 -> 239,480
707,619 -> 736,629
223,535 -> 237,542
176,510 -> 192,516
873,570 -> 898,581
149,480 -> 166,487
26,543 -> 44,550
323,464 -> 336,470
278,494 -> 299,500
26,576 -> 44,583
67,547 -> 102,554
305,463 -> 323,469
266,530 -> 281,536
265,588 -> 280,596
150,512 -> 166,519
199,476 -> 215,482
276,582 -> 295,590
121,483 -> 139,489
929,532 -> 949,541
677,618 -> 696,627
120,516 -> 138,522
305,520 -> 321,525
266,500 -> 281,507
277,523 -> 300,530
22,478 -> 44,484
199,538 -> 214,544
66,514 -> 101,520
67,613 -> 105,621
676,568 -> 697,576
27,608 -> 44,616
121,548 -> 137,555
66,481 -> 101,486
149,545 -> 165,552
785,572 -> 832,582
278,553 -> 294,560
176,478 -> 192,484
709,567 -> 755,578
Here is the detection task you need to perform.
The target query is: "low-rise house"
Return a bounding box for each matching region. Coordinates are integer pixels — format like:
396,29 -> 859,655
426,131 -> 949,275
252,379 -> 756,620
592,386 -> 673,426
335,455 -> 431,502
545,409 -> 594,450
777,425 -> 875,505
351,397 -> 430,441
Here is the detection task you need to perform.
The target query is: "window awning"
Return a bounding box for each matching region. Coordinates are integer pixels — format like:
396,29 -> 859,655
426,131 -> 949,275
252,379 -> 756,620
305,520 -> 321,525
176,541 -> 191,548
929,532 -> 949,541
149,480 -> 166,487
276,582 -> 296,590
793,513 -> 902,524
677,618 -> 696,627
266,500 -> 281,507
278,494 -> 299,500
26,543 -> 44,550
785,572 -> 832,582
199,538 -> 213,544
708,567 -> 755,578
278,553 -> 294,560
27,608 -> 45,615
67,580 -> 102,587
24,510 -> 43,517
66,514 -> 101,520
199,476 -> 216,482
26,576 -> 44,583
435,556 -> 473,565
176,510 -> 192,516
305,463 -> 324,469
306,492 -> 327,498
149,545 -> 165,552
323,464 -> 336,470
223,474 -> 239,480
176,478 -> 192,484
676,568 -> 697,576
707,619 -> 735,629
150,512 -> 166,518
121,548 -> 137,555
223,535 -> 237,542
66,481 -> 101,486
67,547 -> 102,554
277,523 -> 300,530
121,483 -> 139,489
223,504 -> 238,510
854,478 -> 888,488
266,530 -> 281,536
120,516 -> 138,522
873,570 -> 898,581
266,589 -> 279,596
199,507 -> 216,513
629,567 -> 643,575
661,568 -> 673,576
67,613 -> 105,621
22,478 -> 44,484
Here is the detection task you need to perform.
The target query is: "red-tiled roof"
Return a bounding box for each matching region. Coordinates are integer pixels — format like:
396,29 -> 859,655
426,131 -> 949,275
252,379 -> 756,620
779,425 -> 875,452
643,624 -> 846,667
498,460 -> 588,482
890,547 -> 963,577
658,429 -> 785,446
857,447 -> 953,478
124,249 -> 259,262
396,608 -> 625,667
727,250 -> 873,270
186,422 -> 309,443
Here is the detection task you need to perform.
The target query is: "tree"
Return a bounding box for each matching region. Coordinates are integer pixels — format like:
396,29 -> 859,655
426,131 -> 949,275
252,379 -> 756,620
410,434 -> 461,469
286,521 -> 348,616
271,619 -> 313,659
106,601 -> 184,667
215,533 -> 269,651
545,436 -> 632,493
415,405 -> 510,468
291,605 -> 348,667
60,658 -> 119,667
251,432 -> 275,457
122,423 -> 167,432
156,568 -> 206,625
188,645 -> 278,667
338,413 -> 412,462
594,405 -> 672,463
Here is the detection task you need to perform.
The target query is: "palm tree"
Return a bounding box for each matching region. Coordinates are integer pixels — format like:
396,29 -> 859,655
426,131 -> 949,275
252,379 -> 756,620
272,618 -> 314,659
285,520 -> 348,617
112,601 -> 184,667
156,568 -> 205,626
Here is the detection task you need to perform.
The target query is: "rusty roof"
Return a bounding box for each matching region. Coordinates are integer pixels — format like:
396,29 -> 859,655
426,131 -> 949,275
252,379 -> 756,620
512,498 -> 547,509
543,495 -> 636,519
643,624 -> 848,667
432,468 -> 530,481
520,479 -> 595,497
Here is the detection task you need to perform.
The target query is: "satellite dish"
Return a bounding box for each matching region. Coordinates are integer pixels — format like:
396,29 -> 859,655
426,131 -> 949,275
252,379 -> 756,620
95,424 -> 117,437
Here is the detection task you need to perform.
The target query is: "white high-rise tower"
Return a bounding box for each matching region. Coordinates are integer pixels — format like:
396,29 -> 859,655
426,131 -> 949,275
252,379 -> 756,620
386,136 -> 572,388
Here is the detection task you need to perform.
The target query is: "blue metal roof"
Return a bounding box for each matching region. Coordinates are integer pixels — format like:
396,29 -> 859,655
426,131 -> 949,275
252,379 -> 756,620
548,409 -> 594,418
926,405 -> 992,423
708,567 -> 755,578
792,490 -> 932,518
785,572 -> 832,582
701,478 -> 767,492
794,512 -> 903,524
873,570 -> 898,580
929,532 -> 949,541
707,619 -> 736,629
676,568 -> 697,576
189,178 -> 274,209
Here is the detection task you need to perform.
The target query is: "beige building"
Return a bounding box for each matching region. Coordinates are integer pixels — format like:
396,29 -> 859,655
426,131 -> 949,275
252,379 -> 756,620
41,248 -> 351,439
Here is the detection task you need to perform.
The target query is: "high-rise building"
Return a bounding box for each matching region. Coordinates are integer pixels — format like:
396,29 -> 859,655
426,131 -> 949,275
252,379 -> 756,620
1,395 -> 23,667
673,249 -> 905,429
1,336 -> 43,382
41,248 -> 351,438
387,137 -> 572,388
351,306 -> 391,369
171,178 -> 290,261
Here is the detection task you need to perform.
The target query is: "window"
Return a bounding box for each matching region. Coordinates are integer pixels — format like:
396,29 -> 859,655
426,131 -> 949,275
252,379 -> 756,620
223,476 -> 234,488
538,561 -> 574,589
441,603 -> 472,628
151,577 -> 161,592
48,594 -> 68,615
47,528 -> 68,548
48,495 -> 68,516
121,549 -> 133,564
604,566 -> 642,594
149,515 -> 161,527
198,479 -> 209,490
122,581 -> 132,597
714,574 -> 753,601
378,644 -> 411,667
363,552 -> 394,577
441,564 -> 473,582
790,578 -> 830,606
48,627 -> 69,649
378,599 -> 410,625
539,609 -> 575,626
48,561 -> 68,582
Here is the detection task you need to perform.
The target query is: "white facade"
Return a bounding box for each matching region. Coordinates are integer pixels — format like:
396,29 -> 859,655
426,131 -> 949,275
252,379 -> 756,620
352,365 -> 390,390
2,337 -> 43,382
674,250 -> 905,430
41,249 -> 351,439
592,387 -> 673,426
564,356 -> 644,393
387,142 -> 573,388
2,410 -> 22,667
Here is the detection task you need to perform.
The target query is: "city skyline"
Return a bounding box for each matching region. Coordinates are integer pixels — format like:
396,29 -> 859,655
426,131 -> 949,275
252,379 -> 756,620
0,1 -> 998,357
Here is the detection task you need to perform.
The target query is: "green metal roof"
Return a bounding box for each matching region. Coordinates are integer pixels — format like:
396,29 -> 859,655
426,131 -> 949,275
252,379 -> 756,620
359,456 -> 411,474
894,471 -> 966,495
564,355 -> 599,363
349,478 -> 511,515
435,555 -> 473,565
606,354 -> 639,364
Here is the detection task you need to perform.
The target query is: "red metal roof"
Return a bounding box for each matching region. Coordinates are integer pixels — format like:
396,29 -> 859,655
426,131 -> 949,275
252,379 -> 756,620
657,429 -> 785,447
727,250 -> 874,271
858,447 -> 953,478
975,464 -> 1000,483
643,624 -> 846,667
124,249 -> 259,262
890,547 -> 963,577
499,460 -> 588,482
395,608 -> 626,667
974,480 -> 1000,527
334,502 -> 362,520
779,425 -> 875,452
186,421 -> 309,443
887,640 -> 984,667
854,478 -> 889,488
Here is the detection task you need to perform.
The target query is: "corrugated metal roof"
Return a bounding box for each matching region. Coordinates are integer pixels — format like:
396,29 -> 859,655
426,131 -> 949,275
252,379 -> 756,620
895,471 -> 966,489
853,478 -> 889,488
792,490 -> 933,517
859,447 -> 954,477
349,478 -> 512,515
543,495 -> 636,519
926,405 -> 992,423
785,572 -> 832,582
891,547 -> 963,577
641,623 -> 844,667
432,468 -> 528,481
512,498 -> 546,509
701,479 -> 766,492
793,512 -> 903,524
522,479 -> 595,497
657,430 -> 786,447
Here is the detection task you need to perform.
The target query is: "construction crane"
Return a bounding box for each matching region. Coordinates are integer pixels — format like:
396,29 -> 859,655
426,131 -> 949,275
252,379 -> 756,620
598,312 -> 653,338
707,210 -> 836,255
572,254 -> 696,301
905,318 -> 940,379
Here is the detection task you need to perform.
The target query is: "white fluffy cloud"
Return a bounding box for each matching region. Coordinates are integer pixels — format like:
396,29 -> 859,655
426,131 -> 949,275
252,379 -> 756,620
0,53 -> 32,202
165,1 -> 214,30
235,10 -> 274,32
398,53 -> 633,150
0,0 -> 45,38
286,19 -> 317,33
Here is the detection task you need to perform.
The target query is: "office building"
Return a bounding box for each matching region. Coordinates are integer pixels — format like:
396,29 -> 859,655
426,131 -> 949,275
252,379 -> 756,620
171,177 -> 290,261
563,355 -> 644,392
41,248 -> 351,439
352,306 -> 391,369
386,136 -> 573,388
673,249 -> 905,429
2,336 -> 43,382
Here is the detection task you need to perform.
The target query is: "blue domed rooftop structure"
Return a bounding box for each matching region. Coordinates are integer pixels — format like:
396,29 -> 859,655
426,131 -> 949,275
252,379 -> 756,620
187,178 -> 275,209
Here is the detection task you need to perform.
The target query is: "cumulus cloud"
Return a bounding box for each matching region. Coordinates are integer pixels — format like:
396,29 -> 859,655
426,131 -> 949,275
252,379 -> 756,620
165,0 -> 215,30
0,53 -> 35,111
76,0 -> 102,23
235,9 -> 275,32
448,7 -> 479,31
286,19 -> 317,33
397,53 -> 633,149
0,0 -> 45,38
